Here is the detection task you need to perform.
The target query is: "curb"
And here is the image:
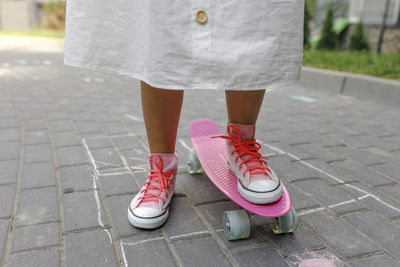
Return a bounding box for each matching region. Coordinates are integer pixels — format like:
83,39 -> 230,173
299,66 -> 400,107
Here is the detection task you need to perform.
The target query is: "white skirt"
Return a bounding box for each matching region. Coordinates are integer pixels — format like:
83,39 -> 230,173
64,0 -> 304,90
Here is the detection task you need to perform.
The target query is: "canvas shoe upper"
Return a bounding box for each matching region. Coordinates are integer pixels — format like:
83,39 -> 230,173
128,153 -> 177,229
220,123 -> 282,204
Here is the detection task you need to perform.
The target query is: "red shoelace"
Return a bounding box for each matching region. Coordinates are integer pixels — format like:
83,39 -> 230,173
138,155 -> 176,203
216,125 -> 271,176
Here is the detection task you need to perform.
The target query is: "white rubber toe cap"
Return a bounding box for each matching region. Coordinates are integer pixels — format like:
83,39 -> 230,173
128,207 -> 169,229
132,207 -> 162,218
238,181 -> 283,204
247,179 -> 279,193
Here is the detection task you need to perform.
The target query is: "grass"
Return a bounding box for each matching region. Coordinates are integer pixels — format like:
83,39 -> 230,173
0,29 -> 65,39
303,50 -> 400,81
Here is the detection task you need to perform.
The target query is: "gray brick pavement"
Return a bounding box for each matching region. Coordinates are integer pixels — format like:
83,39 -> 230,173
1,50 -> 400,266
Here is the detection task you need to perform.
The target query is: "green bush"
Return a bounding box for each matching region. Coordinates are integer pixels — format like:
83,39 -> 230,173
42,0 -> 66,30
349,20 -> 370,51
303,1 -> 312,48
316,4 -> 338,50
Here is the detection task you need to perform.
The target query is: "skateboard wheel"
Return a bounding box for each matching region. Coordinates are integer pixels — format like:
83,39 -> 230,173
223,210 -> 251,240
271,207 -> 298,234
187,150 -> 203,174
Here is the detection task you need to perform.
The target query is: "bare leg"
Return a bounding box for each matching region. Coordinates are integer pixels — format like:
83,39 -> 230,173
141,81 -> 183,153
225,89 -> 266,124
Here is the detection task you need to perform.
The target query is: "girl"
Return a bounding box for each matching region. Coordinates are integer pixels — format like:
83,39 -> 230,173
64,0 -> 304,229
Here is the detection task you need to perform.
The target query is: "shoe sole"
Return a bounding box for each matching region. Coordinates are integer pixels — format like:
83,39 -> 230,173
127,207 -> 169,229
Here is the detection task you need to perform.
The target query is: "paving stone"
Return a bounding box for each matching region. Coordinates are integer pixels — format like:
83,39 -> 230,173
0,184 -> 16,219
120,149 -> 150,170
349,254 -> 400,267
46,111 -> 69,121
361,147 -> 400,165
16,187 -> 58,226
197,201 -> 240,231
120,235 -> 176,267
284,182 -> 319,211
172,237 -> 231,267
84,136 -> 113,149
293,179 -> 365,214
75,120 -> 101,134
287,249 -> 346,267
373,163 -> 400,182
0,128 -> 19,142
7,249 -> 60,267
0,141 -> 19,161
99,173 -> 138,197
261,223 -> 324,257
55,145 -> 88,167
10,222 -> 60,253
0,160 -> 18,185
296,159 -> 357,184
267,156 -> 314,183
0,219 -> 9,263
105,195 -> 158,240
230,246 -> 288,267
291,143 -> 347,163
330,146 -> 389,166
218,227 -> 268,252
59,164 -> 95,192
24,130 -> 50,145
300,210 -> 380,260
24,143 -> 52,164
20,109 -> 41,120
101,121 -> 131,136
177,172 -> 228,205
89,147 -> 124,169
378,184 -> 400,200
331,160 -> 395,187
162,197 -> 208,239
52,131 -> 81,147
343,211 -> 400,260
69,111 -> 93,122
21,161 -> 56,189
63,190 -> 108,233
65,230 -> 117,267
110,135 -> 145,152
92,111 -> 116,123
266,142 -> 315,161
48,119 -> 74,132
23,118 -> 47,131
337,183 -> 400,219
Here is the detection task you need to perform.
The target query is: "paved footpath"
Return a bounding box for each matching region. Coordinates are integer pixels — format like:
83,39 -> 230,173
1,49 -> 400,267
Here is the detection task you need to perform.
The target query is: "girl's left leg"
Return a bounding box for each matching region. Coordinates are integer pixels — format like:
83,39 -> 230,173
224,89 -> 282,204
225,89 -> 265,125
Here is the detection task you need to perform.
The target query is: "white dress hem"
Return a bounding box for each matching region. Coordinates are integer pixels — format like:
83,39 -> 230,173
64,58 -> 301,91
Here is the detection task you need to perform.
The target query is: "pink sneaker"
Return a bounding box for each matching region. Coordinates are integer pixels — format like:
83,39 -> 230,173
220,123 -> 282,204
128,153 -> 177,229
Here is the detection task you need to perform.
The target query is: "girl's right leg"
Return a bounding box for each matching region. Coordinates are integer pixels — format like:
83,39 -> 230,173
128,81 -> 183,229
141,81 -> 183,153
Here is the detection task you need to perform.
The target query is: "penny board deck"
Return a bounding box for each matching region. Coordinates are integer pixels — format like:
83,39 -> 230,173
189,119 -> 291,217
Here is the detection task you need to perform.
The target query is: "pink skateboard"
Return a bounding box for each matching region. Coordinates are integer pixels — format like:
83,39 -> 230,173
188,119 -> 297,240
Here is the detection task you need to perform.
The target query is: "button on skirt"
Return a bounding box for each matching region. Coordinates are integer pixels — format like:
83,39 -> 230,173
64,0 -> 304,90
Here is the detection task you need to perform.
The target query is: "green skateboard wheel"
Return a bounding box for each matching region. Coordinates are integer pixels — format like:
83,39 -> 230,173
223,210 -> 251,240
271,206 -> 298,234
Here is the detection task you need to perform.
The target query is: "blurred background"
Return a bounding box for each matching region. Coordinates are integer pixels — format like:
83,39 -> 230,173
0,0 -> 399,80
